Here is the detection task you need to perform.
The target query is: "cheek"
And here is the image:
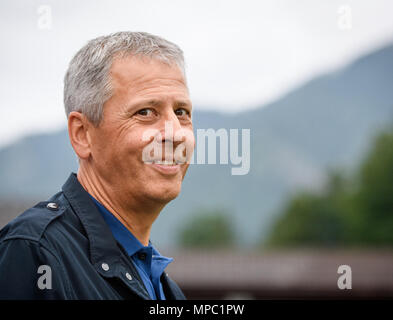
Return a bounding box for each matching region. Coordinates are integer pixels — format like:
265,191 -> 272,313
174,128 -> 195,161
184,131 -> 196,163
122,129 -> 157,168
90,128 -> 114,161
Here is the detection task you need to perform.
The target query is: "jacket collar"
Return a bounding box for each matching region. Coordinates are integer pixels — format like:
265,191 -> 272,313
61,173 -> 185,300
62,173 -> 120,269
61,173 -> 151,299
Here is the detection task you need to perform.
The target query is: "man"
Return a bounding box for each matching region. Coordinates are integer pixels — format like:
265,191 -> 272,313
0,32 -> 195,299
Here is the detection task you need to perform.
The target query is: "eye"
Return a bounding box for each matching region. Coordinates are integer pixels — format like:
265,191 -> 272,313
175,108 -> 190,117
136,108 -> 154,116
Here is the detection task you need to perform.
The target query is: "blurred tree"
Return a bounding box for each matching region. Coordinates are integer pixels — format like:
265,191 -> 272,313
264,125 -> 393,248
353,128 -> 393,245
265,172 -> 349,247
178,209 -> 235,248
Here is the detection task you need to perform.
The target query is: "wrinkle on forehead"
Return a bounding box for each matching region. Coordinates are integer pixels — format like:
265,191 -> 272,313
109,55 -> 187,91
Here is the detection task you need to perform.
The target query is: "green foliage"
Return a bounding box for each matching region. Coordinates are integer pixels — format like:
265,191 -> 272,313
265,173 -> 349,247
178,209 -> 235,249
354,129 -> 393,245
265,126 -> 393,248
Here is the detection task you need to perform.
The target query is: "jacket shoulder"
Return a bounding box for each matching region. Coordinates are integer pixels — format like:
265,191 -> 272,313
0,193 -> 67,243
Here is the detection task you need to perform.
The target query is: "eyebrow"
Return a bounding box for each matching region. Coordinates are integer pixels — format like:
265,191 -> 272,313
126,99 -> 192,112
173,100 -> 192,109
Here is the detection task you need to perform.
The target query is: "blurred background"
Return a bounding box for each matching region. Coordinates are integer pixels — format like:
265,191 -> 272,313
1,0 -> 393,299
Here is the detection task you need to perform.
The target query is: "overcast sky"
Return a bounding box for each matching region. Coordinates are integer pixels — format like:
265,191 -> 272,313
1,0 -> 393,148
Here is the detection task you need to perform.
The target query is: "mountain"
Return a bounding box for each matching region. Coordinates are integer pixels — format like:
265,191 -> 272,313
1,43 -> 393,247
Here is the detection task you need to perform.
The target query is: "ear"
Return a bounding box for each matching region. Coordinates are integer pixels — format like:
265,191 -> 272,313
68,111 -> 92,160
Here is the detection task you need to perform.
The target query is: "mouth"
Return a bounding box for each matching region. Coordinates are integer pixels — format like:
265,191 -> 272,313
148,160 -> 182,175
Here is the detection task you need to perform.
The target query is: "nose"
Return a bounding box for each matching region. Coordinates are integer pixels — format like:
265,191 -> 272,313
157,109 -> 183,147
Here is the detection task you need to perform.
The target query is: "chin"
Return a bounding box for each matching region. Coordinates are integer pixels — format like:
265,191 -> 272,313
154,186 -> 181,203
141,182 -> 178,202
161,189 -> 181,202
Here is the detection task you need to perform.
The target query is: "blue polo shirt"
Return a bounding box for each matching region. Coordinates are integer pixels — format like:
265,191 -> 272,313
89,195 -> 173,300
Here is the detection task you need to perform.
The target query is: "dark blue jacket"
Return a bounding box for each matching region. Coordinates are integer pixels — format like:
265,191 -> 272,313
0,173 -> 186,300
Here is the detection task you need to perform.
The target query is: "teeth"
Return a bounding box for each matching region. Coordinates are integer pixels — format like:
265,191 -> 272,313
154,160 -> 177,165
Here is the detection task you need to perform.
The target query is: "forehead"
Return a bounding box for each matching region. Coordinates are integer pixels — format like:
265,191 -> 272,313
109,56 -> 188,97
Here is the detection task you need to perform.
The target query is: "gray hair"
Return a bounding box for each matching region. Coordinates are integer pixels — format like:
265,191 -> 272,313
64,31 -> 186,126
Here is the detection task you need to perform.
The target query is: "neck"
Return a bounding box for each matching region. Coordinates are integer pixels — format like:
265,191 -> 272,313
77,163 -> 163,246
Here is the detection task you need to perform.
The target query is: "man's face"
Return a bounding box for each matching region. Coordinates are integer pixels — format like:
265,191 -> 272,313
88,56 -> 194,206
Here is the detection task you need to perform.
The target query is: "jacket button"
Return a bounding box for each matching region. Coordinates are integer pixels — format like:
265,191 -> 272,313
125,272 -> 132,281
101,263 -> 109,271
47,202 -> 59,210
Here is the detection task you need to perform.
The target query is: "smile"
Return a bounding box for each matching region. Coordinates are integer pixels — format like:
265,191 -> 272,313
148,161 -> 181,175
